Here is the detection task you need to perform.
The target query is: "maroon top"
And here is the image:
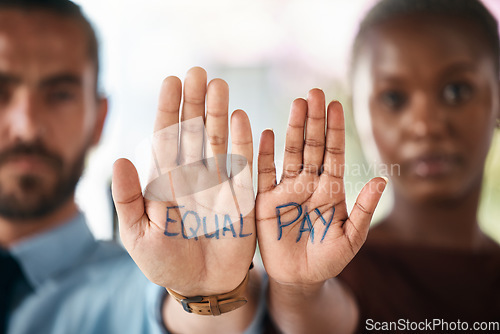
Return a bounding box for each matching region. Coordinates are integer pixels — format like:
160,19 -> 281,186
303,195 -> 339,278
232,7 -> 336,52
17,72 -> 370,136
338,240 -> 500,332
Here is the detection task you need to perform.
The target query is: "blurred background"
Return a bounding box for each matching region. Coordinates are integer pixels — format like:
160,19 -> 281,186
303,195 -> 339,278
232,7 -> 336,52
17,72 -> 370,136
72,0 -> 500,242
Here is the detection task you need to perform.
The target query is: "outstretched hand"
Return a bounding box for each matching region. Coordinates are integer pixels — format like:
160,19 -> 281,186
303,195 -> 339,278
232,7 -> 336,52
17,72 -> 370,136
112,67 -> 256,297
256,89 -> 386,285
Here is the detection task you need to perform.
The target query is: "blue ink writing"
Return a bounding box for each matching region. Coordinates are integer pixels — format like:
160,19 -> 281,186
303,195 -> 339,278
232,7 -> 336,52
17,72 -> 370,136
181,211 -> 200,240
164,206 -> 183,237
203,215 -> 219,239
275,204 -> 336,243
164,208 -> 252,240
223,214 -> 237,238
315,207 -> 335,242
297,206 -> 314,243
239,214 -> 252,238
275,202 -> 302,241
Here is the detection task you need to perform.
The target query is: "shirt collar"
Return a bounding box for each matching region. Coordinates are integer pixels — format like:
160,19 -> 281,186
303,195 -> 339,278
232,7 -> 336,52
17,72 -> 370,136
10,213 -> 96,289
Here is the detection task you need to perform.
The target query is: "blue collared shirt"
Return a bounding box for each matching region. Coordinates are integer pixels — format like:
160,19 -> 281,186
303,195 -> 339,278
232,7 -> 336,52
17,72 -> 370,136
7,213 -> 167,334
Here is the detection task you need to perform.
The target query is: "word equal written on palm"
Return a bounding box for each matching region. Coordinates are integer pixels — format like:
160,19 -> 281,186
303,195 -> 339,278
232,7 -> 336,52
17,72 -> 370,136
112,68 -> 256,297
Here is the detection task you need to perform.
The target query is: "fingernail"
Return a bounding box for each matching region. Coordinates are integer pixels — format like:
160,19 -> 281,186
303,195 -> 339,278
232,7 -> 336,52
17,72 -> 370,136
382,176 -> 389,184
265,128 -> 274,132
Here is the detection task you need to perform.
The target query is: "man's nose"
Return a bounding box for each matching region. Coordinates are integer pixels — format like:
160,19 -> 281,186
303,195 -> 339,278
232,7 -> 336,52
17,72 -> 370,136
7,90 -> 43,142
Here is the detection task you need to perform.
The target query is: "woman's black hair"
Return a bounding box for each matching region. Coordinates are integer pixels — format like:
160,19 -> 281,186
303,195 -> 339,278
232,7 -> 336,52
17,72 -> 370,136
352,0 -> 500,74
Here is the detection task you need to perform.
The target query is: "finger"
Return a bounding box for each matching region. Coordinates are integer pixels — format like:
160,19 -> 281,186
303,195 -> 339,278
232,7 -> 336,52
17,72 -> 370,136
303,89 -> 326,175
258,129 -> 276,194
282,98 -> 306,180
179,67 -> 207,165
154,77 -> 182,132
344,177 -> 388,251
230,109 -> 253,175
205,79 -> 229,159
230,110 -> 255,216
323,100 -> 345,180
111,158 -> 147,248
152,77 -> 181,173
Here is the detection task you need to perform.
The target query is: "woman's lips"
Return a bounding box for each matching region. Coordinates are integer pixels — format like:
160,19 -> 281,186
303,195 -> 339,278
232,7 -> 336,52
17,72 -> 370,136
409,154 -> 461,178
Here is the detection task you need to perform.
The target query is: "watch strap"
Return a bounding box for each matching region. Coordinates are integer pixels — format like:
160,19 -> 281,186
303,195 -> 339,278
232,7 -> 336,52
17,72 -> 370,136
166,270 -> 250,316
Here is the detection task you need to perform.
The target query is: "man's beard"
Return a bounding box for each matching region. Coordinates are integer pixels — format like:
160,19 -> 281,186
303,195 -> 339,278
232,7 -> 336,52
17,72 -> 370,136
0,140 -> 89,220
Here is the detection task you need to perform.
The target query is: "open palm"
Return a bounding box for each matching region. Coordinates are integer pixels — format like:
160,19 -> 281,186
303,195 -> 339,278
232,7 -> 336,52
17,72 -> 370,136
112,67 -> 255,297
256,89 -> 386,285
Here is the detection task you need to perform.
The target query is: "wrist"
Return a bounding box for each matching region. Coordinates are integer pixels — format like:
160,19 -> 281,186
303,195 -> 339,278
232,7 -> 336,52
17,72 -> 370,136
269,276 -> 327,298
166,263 -> 254,316
267,277 -> 359,334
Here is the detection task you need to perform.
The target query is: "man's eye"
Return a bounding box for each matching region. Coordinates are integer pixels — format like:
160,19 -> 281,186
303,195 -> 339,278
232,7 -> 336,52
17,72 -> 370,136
442,83 -> 472,105
380,90 -> 406,111
0,86 -> 11,104
48,90 -> 75,102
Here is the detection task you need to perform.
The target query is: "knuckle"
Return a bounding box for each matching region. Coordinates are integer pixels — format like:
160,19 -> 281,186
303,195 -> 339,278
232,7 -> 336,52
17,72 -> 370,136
304,139 -> 324,148
326,147 -> 344,155
285,145 -> 303,154
207,134 -> 226,146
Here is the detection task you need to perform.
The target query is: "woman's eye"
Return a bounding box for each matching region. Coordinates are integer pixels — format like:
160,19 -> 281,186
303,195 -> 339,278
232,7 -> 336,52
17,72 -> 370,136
380,90 -> 406,111
442,83 -> 472,105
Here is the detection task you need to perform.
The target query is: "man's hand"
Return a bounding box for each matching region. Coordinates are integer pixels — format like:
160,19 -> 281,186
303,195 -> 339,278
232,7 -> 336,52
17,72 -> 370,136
256,89 -> 386,333
111,67 -> 256,299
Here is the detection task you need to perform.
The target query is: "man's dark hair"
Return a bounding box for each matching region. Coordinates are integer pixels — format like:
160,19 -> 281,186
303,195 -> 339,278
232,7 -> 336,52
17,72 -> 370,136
351,0 -> 500,74
0,0 -> 100,95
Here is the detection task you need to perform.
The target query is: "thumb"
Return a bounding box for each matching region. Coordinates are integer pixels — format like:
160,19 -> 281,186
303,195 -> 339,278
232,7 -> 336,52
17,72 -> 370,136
344,177 -> 387,252
112,158 -> 146,239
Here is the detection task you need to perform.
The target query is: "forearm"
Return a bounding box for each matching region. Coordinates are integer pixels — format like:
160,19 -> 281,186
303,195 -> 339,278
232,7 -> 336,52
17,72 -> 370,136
268,277 -> 359,334
162,269 -> 261,334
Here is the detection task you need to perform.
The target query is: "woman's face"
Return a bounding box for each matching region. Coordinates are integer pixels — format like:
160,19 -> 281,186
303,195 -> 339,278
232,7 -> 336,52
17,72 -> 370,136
353,14 -> 500,204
